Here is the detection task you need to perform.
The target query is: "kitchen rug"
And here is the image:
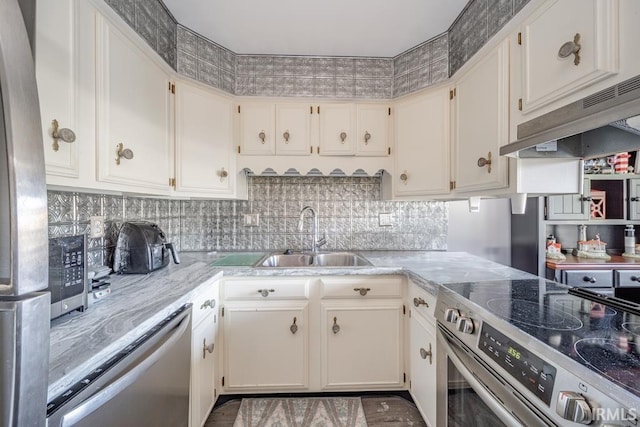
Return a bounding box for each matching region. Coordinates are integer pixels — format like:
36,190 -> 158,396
232,397 -> 368,427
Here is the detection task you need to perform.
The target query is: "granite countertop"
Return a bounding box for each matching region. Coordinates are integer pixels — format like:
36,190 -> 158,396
546,254 -> 640,270
47,250 -> 537,400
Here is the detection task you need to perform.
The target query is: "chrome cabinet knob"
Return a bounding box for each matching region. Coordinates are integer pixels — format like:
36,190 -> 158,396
364,131 -> 371,144
558,33 -> 582,66
632,276 -> 640,282
583,276 -> 597,284
283,130 -> 290,143
477,152 -> 492,173
290,317 -> 298,334
444,308 -> 460,323
456,317 -> 474,334
51,119 -> 76,152
556,391 -> 592,424
332,317 -> 340,334
202,339 -> 214,359
400,171 -> 408,185
419,343 -> 433,365
339,131 -> 347,143
115,143 -> 134,165
258,130 -> 266,143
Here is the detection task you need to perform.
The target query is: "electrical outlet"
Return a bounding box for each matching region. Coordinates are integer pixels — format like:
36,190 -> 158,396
89,215 -> 105,238
243,213 -> 260,227
378,213 -> 393,227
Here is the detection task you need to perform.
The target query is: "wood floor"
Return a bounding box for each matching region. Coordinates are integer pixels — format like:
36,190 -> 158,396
205,395 -> 427,426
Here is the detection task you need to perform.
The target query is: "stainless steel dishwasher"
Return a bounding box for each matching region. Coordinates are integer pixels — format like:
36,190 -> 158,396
47,304 -> 192,427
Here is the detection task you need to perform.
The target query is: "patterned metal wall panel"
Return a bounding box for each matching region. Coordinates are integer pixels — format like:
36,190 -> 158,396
106,0 -> 530,97
449,0 -> 531,76
106,0 -> 177,70
47,178 -> 447,267
393,34 -> 449,98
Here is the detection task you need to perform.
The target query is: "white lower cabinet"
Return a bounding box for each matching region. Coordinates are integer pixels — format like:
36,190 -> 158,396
321,301 -> 404,389
223,302 -> 309,390
409,310 -> 437,427
190,279 -> 219,427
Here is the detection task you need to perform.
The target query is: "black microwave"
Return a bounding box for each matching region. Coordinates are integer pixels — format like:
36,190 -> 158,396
48,235 -> 88,319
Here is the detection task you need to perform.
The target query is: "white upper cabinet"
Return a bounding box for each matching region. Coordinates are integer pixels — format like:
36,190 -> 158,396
238,103 -> 276,155
35,0 -> 80,178
318,104 -> 356,155
356,105 -> 390,157
453,40 -> 510,193
275,104 -> 313,155
512,0 -> 619,118
393,87 -> 451,197
95,14 -> 172,192
174,81 -> 235,197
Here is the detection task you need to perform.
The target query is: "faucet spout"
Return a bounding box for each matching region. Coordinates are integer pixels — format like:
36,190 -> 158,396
298,206 -> 325,252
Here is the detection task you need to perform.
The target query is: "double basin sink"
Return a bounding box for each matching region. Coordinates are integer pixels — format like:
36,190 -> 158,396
254,252 -> 372,268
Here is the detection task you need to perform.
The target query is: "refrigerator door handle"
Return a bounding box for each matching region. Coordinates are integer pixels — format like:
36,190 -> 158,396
59,309 -> 191,426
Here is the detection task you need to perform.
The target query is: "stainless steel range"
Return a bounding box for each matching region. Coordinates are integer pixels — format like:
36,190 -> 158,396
435,278 -> 640,426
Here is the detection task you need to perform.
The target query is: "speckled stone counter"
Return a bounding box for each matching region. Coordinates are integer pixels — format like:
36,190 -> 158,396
47,250 -> 536,400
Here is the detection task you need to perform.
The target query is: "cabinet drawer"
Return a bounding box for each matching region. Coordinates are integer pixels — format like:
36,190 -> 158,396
408,282 -> 435,320
222,278 -> 309,300
562,270 -> 613,288
192,278 -> 219,327
615,270 -> 640,288
320,276 -> 403,299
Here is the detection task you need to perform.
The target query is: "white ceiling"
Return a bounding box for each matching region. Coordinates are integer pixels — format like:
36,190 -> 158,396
163,0 -> 469,57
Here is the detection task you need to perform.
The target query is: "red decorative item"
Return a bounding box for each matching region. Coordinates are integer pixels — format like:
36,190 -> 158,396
615,152 -> 631,174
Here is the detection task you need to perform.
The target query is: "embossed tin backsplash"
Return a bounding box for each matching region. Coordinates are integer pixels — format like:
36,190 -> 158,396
47,176 -> 448,268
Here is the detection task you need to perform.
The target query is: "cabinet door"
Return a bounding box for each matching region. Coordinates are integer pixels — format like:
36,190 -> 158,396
409,313 -> 437,427
223,303 -> 308,390
394,88 -> 450,196
356,105 -> 390,156
318,104 -> 356,155
95,16 -> 172,191
175,82 -> 234,196
191,315 -> 217,427
321,301 -> 403,389
238,103 -> 275,155
275,104 -> 312,155
454,41 -> 509,193
629,178 -> 640,220
516,0 -> 618,114
546,178 -> 590,220
36,0 -> 79,177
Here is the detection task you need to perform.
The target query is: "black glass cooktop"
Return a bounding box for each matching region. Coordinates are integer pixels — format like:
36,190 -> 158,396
443,279 -> 640,399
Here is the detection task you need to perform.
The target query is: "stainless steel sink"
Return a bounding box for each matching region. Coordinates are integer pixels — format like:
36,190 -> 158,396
258,253 -> 313,267
312,252 -> 372,267
255,252 -> 371,267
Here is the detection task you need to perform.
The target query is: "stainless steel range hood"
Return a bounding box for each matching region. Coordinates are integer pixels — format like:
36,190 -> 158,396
501,74 -> 640,158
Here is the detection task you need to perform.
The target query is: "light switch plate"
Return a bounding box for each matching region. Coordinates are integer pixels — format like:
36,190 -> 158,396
89,215 -> 105,238
378,213 -> 393,227
243,213 -> 260,226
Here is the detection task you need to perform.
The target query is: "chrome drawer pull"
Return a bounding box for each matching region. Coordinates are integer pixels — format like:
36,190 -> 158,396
332,317 -> 340,334
258,289 -> 275,297
413,297 -> 429,308
354,287 -> 371,296
582,276 -> 597,284
200,299 -> 216,310
290,317 -> 298,334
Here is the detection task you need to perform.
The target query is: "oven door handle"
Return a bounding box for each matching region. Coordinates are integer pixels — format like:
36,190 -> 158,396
59,308 -> 191,426
438,329 -> 524,427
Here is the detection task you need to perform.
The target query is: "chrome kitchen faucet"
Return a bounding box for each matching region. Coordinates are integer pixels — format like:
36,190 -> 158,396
298,206 -> 327,252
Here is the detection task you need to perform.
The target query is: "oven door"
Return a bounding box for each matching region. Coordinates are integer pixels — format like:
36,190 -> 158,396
436,323 -> 557,427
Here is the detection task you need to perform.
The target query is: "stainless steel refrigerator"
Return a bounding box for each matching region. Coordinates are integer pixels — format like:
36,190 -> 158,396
0,0 -> 51,425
